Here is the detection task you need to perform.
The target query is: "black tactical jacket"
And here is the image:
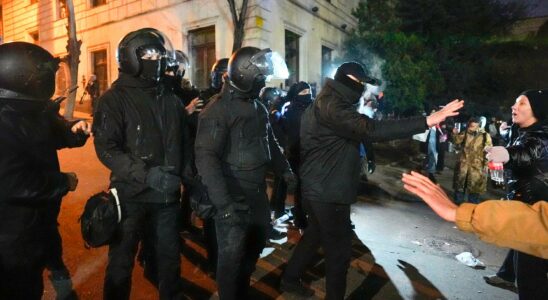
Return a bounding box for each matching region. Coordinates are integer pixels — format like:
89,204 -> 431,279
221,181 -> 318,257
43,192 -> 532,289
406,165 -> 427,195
300,78 -> 427,205
506,121 -> 548,204
0,100 -> 88,238
93,74 -> 192,203
195,83 -> 291,213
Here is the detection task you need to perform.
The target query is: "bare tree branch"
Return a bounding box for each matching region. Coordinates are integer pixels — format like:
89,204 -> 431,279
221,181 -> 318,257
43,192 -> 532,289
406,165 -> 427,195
63,0 -> 81,120
228,0 -> 249,52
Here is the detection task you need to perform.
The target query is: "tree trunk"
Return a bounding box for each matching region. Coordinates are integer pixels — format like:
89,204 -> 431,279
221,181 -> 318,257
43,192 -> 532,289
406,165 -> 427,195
228,0 -> 249,52
63,0 -> 82,120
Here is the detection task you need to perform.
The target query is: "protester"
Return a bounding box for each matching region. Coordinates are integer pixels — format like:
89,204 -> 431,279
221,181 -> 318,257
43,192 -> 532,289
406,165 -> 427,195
280,81 -> 314,229
401,171 -> 547,259
423,112 -> 444,182
483,89 -> 548,299
86,74 -> 100,116
280,61 -> 463,299
451,117 -> 492,204
488,117 -> 500,146
0,42 -> 90,299
93,28 -> 191,300
259,87 -> 291,241
195,47 -> 296,299
436,122 -> 449,173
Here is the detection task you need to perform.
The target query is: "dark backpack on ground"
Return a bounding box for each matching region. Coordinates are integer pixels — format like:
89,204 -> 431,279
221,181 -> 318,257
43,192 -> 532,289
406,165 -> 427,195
80,189 -> 121,248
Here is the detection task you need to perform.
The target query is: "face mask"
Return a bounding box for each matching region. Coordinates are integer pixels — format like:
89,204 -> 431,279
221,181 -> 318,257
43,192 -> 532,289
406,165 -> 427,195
140,59 -> 163,82
296,94 -> 312,103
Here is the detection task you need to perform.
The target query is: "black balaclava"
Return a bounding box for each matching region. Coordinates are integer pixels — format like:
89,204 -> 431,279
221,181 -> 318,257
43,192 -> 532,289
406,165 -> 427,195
521,89 -> 548,122
334,62 -> 371,98
288,81 -> 311,102
139,56 -> 166,83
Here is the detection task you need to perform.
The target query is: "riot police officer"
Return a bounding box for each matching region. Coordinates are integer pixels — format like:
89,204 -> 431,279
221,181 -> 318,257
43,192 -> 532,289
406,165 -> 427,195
200,58 -> 229,102
93,28 -> 191,300
0,42 -> 89,299
195,47 -> 296,299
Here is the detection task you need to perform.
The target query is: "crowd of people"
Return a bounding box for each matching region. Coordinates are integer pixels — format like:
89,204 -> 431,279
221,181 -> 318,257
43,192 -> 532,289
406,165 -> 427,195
0,26 -> 546,300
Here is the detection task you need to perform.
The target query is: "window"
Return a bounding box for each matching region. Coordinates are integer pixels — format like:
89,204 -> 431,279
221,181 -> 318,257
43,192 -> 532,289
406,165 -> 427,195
189,26 -> 216,90
321,45 -> 333,85
91,0 -> 107,8
285,30 -> 300,87
91,49 -> 108,95
58,0 -> 68,19
29,30 -> 39,44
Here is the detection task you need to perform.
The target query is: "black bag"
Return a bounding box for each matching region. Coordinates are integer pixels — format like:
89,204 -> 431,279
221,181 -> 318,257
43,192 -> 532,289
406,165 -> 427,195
80,189 -> 121,248
189,176 -> 216,219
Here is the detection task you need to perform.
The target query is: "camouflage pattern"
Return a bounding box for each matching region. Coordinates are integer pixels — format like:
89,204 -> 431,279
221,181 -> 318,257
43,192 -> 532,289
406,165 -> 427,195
452,129 -> 493,194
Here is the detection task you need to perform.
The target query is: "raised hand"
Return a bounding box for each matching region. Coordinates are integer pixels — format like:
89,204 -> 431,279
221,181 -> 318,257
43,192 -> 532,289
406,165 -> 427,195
401,171 -> 457,222
426,99 -> 464,127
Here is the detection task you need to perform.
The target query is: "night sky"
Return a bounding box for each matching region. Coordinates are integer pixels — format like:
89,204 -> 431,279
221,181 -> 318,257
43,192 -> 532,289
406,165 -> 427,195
501,0 -> 548,17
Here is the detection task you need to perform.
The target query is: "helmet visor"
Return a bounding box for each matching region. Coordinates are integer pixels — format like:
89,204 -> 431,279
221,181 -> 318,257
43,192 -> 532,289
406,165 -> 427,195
249,49 -> 289,82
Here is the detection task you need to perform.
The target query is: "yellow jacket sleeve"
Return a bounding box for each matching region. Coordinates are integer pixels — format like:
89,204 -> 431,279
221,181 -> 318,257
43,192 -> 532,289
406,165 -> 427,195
455,200 -> 548,259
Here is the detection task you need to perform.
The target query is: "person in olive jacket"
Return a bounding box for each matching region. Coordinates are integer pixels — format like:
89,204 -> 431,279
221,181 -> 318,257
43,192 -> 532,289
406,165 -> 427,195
280,62 -> 464,299
0,42 -> 89,299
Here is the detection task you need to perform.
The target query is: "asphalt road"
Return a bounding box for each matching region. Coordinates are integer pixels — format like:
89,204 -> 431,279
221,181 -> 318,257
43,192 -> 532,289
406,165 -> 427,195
42,137 -> 517,299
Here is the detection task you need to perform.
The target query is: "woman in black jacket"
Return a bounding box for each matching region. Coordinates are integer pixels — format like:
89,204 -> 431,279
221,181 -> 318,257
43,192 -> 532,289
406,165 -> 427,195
485,89 -> 548,300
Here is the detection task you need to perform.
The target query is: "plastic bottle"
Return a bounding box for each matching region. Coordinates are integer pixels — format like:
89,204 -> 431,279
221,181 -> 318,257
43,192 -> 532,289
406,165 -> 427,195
488,161 -> 504,185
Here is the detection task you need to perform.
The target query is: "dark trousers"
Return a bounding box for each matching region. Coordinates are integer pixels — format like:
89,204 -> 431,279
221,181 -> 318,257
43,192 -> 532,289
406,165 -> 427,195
215,178 -> 270,300
496,250 -> 515,282
44,200 -> 68,274
515,251 -> 548,299
0,237 -> 45,300
270,175 -> 287,219
496,249 -> 548,299
436,146 -> 446,171
283,199 -> 353,300
104,202 -> 182,300
203,218 -> 218,274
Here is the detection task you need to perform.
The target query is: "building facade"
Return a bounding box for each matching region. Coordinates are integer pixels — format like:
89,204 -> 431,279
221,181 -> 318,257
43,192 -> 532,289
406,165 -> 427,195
0,0 -> 358,111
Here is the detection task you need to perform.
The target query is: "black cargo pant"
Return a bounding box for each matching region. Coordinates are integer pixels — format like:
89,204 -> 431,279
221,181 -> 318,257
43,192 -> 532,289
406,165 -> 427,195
283,199 -> 353,300
104,202 -> 182,300
0,229 -> 46,300
215,174 -> 271,300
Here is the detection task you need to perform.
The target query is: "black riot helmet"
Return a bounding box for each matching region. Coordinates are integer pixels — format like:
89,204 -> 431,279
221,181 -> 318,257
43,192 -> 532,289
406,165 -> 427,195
210,58 -> 229,89
228,47 -> 289,95
0,42 -> 60,102
116,28 -> 175,82
259,87 -> 281,107
167,50 -> 190,80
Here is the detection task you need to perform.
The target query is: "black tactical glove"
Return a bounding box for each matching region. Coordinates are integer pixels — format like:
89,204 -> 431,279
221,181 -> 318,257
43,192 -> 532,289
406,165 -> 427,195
368,160 -> 376,174
283,171 -> 298,194
146,166 -> 181,193
215,202 -> 251,225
